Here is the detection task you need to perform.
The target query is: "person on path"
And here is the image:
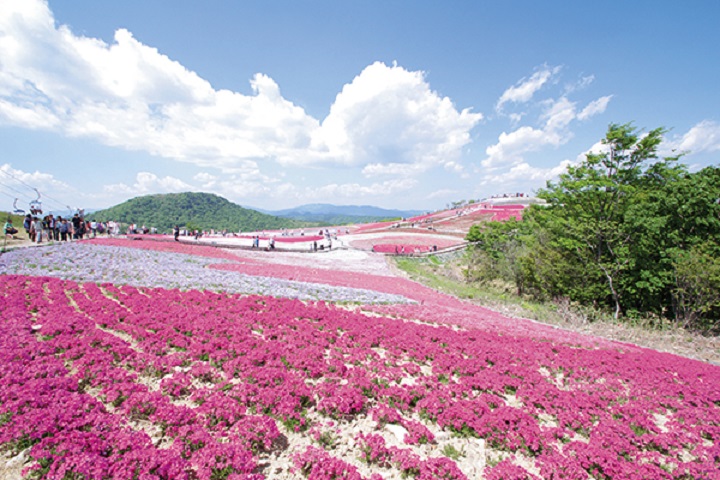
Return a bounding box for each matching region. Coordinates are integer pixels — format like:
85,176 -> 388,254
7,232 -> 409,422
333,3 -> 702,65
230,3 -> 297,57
53,216 -> 61,241
23,214 -> 32,237
72,214 -> 82,240
59,218 -> 69,241
32,217 -> 43,243
174,225 -> 180,242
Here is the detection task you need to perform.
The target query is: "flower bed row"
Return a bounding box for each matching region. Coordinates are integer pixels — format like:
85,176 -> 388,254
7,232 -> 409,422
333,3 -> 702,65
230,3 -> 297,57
87,237 -> 243,261
371,245 -> 442,255
0,242 -> 411,305
76,239 -> 629,348
348,235 -> 462,252
2,273 -> 719,479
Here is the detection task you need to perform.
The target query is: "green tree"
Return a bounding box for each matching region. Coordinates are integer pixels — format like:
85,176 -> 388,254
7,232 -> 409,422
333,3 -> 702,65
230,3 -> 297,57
535,123 -> 666,318
466,123 -> 720,329
466,218 -> 526,291
626,166 -> 720,326
672,242 -> 720,330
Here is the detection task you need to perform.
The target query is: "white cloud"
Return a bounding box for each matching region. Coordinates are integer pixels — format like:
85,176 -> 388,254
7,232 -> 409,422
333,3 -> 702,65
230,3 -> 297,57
0,2 -> 481,181
564,74 -> 594,94
482,93 -> 608,170
583,140 -> 609,157
485,67 -> 612,174
0,163 -> 68,190
0,163 -> 78,211
496,65 -> 561,112
193,172 -> 217,187
662,120 -> 720,156
481,159 -> 574,185
105,172 -> 193,195
508,112 -> 524,125
482,126 -> 549,169
577,95 -> 612,121
541,97 -> 577,135
427,188 -> 459,199
305,178 -> 417,200
443,161 -> 464,174
361,162 -> 428,177
309,61 -> 482,171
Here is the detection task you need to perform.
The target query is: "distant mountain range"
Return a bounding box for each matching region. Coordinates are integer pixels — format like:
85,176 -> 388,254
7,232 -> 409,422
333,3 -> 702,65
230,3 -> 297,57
84,194 -> 425,232
257,203 -> 424,224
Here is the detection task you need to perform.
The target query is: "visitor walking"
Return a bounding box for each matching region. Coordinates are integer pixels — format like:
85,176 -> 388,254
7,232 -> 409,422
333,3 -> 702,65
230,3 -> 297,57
59,218 -> 69,241
32,217 -> 43,243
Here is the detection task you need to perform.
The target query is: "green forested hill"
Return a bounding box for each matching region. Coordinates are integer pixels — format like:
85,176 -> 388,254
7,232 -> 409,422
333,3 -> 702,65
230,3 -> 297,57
88,192 -> 317,232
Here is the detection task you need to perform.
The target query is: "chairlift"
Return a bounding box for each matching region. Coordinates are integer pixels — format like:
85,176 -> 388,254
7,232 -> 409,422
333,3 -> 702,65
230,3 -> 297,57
12,198 -> 24,215
29,189 -> 42,216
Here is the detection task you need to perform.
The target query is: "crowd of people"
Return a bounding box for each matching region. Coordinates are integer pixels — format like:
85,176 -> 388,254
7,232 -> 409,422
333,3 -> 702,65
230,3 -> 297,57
12,213 -> 122,243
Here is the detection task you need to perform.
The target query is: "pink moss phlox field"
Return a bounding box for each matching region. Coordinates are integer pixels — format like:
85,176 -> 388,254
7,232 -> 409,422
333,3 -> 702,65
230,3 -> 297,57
246,235 -> 325,244
355,433 -> 466,479
85,237 -> 244,262
349,235 -> 465,253
348,235 -> 463,252
3,273 -> 720,478
211,258 -> 626,347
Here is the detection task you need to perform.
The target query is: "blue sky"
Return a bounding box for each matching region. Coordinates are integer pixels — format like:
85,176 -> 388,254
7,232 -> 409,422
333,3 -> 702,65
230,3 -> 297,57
1,0 -> 719,213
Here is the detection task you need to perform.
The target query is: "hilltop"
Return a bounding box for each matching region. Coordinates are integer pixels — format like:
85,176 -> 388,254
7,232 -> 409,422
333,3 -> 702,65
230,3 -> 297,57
88,192 -> 317,232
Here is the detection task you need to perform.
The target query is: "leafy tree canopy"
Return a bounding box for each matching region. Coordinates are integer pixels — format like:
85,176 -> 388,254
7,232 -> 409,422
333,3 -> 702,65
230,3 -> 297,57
466,123 -> 720,331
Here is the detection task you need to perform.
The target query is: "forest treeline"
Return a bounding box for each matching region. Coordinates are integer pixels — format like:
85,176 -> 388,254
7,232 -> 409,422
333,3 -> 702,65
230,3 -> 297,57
466,123 -> 720,332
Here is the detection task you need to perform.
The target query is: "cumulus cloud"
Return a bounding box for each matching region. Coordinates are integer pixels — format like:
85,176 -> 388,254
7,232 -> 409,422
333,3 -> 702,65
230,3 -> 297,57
427,188 -> 459,199
482,126 -> 549,170
496,65 -> 561,112
307,178 -> 417,199
0,163 -> 77,211
0,163 -> 68,190
309,61 -> 482,171
193,172 -> 217,187
0,1 -> 481,182
361,161 -> 428,177
105,172 -> 193,195
481,159 -> 574,186
662,120 -> 720,156
443,161 -> 464,174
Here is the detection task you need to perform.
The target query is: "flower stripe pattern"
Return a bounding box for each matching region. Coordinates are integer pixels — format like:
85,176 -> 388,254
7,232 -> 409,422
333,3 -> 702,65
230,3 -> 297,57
1,272 -> 720,478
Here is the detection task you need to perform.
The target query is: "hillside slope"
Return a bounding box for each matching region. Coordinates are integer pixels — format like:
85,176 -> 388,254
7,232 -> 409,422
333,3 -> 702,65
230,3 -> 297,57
88,192 -> 315,232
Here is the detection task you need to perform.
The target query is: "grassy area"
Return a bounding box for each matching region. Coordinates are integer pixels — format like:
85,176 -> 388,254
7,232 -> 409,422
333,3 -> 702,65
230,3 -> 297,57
393,254 -> 720,364
393,255 -> 573,325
